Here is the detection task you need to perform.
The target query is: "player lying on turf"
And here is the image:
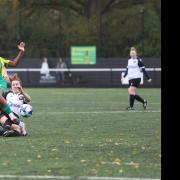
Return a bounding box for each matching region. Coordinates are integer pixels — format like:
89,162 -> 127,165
0,73 -> 31,137
0,42 -> 25,125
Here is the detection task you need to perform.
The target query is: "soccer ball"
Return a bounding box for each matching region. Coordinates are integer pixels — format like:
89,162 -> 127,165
19,104 -> 33,117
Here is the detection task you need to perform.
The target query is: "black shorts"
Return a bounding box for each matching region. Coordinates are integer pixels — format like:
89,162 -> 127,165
129,78 -> 141,88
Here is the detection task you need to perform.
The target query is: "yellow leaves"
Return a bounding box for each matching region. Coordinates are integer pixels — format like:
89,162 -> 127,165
106,138 -> 113,143
47,169 -> 51,173
80,160 -> 87,163
94,158 -> 123,167
96,159 -> 102,166
64,140 -> 71,144
134,163 -> 140,169
115,138 -> 123,146
125,161 -> 140,169
141,146 -> 146,150
37,155 -> 42,159
106,138 -> 124,145
99,143 -> 107,147
119,169 -> 123,173
113,158 -> 122,166
115,142 -> 123,146
51,148 -> 58,152
92,158 -> 138,169
27,159 -> 32,163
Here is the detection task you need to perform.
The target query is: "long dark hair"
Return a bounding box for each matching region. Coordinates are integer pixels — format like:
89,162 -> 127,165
9,73 -> 22,85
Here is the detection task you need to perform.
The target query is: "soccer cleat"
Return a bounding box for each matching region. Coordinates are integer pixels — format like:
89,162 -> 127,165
3,130 -> 20,137
143,100 -> 147,109
3,130 -> 13,137
126,107 -> 134,111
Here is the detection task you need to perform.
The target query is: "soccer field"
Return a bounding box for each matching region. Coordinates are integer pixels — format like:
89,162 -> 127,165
0,88 -> 161,180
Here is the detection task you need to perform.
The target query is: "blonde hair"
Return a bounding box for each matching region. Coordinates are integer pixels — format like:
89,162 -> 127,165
130,47 -> 137,52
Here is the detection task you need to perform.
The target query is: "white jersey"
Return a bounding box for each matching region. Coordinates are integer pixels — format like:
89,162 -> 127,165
6,92 -> 25,117
127,58 -> 143,80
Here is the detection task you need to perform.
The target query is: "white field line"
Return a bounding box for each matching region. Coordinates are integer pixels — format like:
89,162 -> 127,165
80,177 -> 160,180
0,175 -> 161,180
35,110 -> 161,114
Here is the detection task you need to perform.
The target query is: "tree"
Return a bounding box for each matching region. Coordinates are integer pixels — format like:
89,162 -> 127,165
0,0 -> 161,57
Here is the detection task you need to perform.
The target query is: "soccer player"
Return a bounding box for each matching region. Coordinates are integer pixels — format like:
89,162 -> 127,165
122,47 -> 152,110
0,73 -> 30,136
0,42 -> 25,124
0,119 -> 22,137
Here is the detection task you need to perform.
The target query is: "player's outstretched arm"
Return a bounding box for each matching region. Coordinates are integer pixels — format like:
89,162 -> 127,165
8,42 -> 25,67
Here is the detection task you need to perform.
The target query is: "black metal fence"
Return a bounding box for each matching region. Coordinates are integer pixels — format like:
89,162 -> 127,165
6,58 -> 161,88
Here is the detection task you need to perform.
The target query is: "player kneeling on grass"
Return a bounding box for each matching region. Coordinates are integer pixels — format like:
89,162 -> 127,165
0,74 -> 31,137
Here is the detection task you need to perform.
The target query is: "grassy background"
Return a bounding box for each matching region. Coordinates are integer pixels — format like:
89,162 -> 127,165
0,88 -> 161,179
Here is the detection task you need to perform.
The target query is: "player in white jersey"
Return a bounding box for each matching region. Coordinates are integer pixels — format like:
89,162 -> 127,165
0,74 -> 31,136
122,47 -> 152,110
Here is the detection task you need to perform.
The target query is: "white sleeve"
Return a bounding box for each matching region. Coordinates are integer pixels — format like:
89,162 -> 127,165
6,93 -> 13,103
